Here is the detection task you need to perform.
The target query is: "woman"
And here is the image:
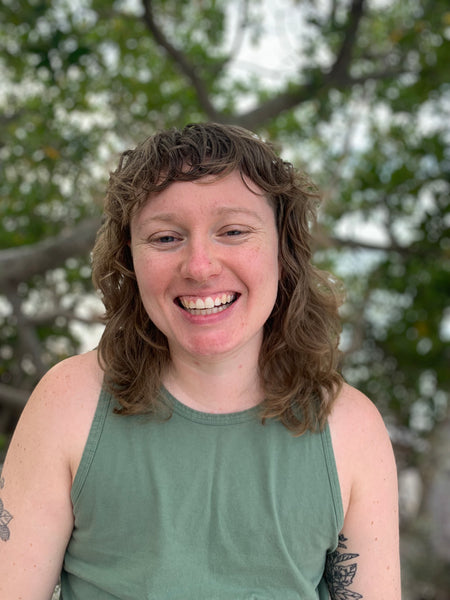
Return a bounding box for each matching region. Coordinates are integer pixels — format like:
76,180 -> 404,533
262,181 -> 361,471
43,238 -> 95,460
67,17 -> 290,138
0,123 -> 400,599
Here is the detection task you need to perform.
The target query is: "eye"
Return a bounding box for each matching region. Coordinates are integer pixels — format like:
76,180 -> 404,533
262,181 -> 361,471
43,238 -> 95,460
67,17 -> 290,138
224,229 -> 244,237
157,235 -> 178,243
148,232 -> 183,246
221,225 -> 252,237
219,226 -> 253,242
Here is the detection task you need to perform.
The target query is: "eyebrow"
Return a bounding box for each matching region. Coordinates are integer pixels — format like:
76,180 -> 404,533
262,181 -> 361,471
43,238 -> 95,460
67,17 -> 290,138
216,206 -> 265,222
137,207 -> 265,229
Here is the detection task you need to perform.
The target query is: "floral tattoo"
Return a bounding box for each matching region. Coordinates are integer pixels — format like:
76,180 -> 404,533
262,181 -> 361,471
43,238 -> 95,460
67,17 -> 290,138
0,477 -> 13,542
325,534 -> 363,599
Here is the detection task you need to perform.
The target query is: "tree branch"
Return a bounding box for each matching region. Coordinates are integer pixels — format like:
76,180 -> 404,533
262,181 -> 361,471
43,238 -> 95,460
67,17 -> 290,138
233,0 -> 366,129
327,0 -> 365,83
0,383 -> 30,410
314,227 -> 438,258
26,308 -> 103,327
141,0 -> 222,120
138,0 -> 401,133
0,217 -> 100,287
233,83 -> 318,130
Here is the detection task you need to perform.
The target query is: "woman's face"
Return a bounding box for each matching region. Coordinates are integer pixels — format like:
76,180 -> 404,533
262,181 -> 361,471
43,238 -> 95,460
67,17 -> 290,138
129,170 -> 279,364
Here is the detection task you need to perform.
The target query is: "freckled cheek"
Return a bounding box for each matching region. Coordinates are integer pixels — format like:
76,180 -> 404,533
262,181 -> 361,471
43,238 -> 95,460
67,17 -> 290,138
246,252 -> 280,295
134,259 -> 170,302
134,253 -> 173,281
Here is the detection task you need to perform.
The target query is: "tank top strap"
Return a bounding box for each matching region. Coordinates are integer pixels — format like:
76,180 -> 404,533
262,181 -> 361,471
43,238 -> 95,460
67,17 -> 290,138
71,388 -> 113,505
320,422 -> 344,540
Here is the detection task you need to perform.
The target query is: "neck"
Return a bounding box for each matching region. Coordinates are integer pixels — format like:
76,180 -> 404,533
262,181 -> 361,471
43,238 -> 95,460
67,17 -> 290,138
163,351 -> 263,414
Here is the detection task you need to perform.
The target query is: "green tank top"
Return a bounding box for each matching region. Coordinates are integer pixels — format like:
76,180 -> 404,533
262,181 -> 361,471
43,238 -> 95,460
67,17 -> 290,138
61,387 -> 343,599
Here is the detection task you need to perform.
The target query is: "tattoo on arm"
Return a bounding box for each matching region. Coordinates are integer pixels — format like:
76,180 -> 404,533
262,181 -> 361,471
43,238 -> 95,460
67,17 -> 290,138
325,533 -> 363,600
0,477 -> 13,542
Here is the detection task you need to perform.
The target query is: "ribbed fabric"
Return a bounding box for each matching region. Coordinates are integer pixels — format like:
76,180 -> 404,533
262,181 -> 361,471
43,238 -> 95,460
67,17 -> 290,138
61,387 -> 343,599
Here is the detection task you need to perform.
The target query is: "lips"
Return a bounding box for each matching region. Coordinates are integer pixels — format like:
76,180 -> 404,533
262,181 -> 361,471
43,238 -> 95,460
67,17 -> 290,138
177,293 -> 238,314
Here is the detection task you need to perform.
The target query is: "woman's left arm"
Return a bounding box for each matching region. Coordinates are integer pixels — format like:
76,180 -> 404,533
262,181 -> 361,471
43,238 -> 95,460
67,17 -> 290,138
327,385 -> 401,600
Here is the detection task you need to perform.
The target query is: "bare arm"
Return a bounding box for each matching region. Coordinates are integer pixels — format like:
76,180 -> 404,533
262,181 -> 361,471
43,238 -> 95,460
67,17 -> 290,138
0,352 -> 101,599
328,385 -> 401,599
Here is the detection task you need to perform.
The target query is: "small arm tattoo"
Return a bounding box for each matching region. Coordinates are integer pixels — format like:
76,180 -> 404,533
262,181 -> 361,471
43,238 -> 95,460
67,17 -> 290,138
325,534 -> 363,599
0,478 -> 13,542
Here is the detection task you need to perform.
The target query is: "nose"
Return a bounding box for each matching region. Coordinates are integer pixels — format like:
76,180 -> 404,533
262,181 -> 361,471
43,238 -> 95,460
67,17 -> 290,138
180,238 -> 222,282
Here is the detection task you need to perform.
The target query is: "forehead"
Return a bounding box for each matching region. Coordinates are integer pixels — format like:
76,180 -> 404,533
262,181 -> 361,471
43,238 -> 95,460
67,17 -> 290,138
132,171 -> 274,223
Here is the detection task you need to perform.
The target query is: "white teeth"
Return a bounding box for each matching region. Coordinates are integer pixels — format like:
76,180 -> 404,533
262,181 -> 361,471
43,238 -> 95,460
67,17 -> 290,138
179,293 -> 236,313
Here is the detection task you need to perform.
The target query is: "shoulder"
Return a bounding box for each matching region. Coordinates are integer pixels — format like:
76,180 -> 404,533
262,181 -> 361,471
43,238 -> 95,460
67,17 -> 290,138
328,383 -> 396,516
22,350 -> 103,435
328,382 -> 389,438
32,349 -> 103,399
12,350 -> 104,480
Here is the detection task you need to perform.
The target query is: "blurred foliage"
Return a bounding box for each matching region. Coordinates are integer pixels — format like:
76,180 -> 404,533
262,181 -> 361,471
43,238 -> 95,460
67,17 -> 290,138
1,0 -> 448,429
0,1 -> 449,592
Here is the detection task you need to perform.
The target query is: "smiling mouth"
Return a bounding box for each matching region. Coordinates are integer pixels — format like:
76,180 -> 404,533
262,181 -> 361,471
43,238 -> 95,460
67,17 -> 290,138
177,293 -> 238,315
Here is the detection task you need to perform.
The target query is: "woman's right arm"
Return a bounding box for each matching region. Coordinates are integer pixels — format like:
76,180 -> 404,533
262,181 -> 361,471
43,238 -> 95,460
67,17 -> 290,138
0,352 -> 101,599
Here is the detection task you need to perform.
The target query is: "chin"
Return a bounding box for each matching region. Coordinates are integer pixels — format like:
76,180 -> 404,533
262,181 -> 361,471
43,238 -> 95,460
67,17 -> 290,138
182,330 -> 262,362
186,342 -> 237,359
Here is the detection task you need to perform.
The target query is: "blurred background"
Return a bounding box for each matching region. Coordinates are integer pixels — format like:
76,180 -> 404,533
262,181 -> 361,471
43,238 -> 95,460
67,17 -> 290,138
0,0 -> 449,597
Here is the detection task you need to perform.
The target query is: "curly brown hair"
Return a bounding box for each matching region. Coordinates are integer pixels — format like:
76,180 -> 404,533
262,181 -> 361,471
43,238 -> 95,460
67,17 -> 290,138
92,122 -> 343,434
